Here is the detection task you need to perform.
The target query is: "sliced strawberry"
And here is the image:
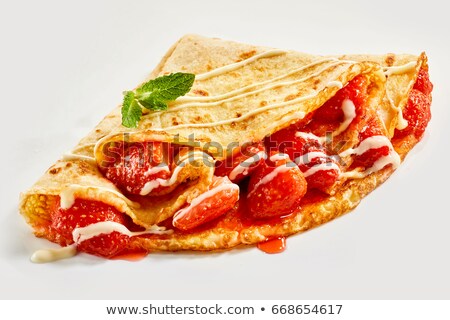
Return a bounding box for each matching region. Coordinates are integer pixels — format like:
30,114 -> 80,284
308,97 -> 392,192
394,89 -> 432,140
172,176 -> 240,231
266,127 -> 322,161
351,118 -> 390,168
77,232 -> 130,259
214,142 -> 265,182
51,199 -> 130,258
307,75 -> 368,136
413,68 -> 433,96
267,127 -> 339,192
298,156 -> 340,191
247,158 -> 307,219
100,141 -> 171,195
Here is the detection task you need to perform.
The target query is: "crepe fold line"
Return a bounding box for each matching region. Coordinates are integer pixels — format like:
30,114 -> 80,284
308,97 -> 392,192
20,34 -> 427,251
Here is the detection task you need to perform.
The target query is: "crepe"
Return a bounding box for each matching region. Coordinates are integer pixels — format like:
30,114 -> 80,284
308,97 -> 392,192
19,35 -> 430,257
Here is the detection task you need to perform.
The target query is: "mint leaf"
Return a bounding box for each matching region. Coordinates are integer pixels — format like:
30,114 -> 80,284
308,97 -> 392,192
120,72 -> 195,128
139,95 -> 168,111
121,91 -> 142,128
135,72 -> 195,110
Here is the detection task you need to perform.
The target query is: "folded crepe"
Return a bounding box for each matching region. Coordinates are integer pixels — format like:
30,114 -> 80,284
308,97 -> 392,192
19,34 -> 432,259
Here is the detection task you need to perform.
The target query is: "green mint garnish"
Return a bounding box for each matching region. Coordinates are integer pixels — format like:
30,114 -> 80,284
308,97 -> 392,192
121,72 -> 195,128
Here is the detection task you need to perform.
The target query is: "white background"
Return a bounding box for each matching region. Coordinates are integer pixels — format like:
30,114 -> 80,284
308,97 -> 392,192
0,0 -> 449,300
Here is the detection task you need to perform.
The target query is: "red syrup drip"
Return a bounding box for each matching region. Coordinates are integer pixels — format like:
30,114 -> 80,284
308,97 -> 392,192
111,250 -> 149,261
257,236 -> 286,254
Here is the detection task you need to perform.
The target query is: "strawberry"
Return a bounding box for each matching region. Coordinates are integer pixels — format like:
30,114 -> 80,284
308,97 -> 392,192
298,156 -> 340,191
312,75 -> 368,123
268,127 -> 339,192
214,142 -> 265,182
100,141 -> 171,195
394,88 -> 432,140
413,68 -> 433,96
51,199 -> 130,258
266,127 -> 322,161
247,158 -> 307,219
172,176 -> 239,231
352,118 -> 390,169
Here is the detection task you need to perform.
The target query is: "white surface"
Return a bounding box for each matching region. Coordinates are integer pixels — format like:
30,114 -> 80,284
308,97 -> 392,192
1,0 -> 449,299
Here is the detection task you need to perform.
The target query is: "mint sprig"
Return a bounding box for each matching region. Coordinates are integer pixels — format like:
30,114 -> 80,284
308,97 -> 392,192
121,72 -> 195,128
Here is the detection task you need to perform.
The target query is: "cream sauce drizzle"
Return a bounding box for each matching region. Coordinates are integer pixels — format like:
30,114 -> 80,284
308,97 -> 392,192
31,244 -> 77,263
303,162 -> 341,178
327,80 -> 343,89
140,151 -> 212,195
172,182 -> 240,224
151,92 -> 318,131
167,61 -> 351,114
195,49 -> 287,81
247,164 -> 296,197
333,99 -> 356,137
143,163 -> 170,177
178,58 -> 344,103
269,153 -> 290,162
62,153 -> 96,164
339,135 -> 400,179
72,221 -> 172,244
383,61 -> 417,76
229,151 -> 267,180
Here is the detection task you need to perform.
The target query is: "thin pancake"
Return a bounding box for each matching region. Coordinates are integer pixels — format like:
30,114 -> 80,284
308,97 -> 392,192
19,35 -> 428,252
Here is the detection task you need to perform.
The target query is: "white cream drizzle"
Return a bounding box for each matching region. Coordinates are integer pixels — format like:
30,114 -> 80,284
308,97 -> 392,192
339,135 -> 401,179
247,164 -> 296,197
59,184 -> 139,209
143,163 -> 170,177
31,244 -> 77,263
383,61 -> 417,76
327,81 -> 343,89
195,49 -> 287,81
140,151 -> 212,195
269,153 -> 290,162
72,221 -> 172,244
172,182 -> 240,224
167,62 -> 352,114
178,58 -> 345,103
333,99 -> 356,137
303,162 -> 341,178
339,135 -> 391,157
62,153 -> 96,164
31,222 -> 173,263
229,151 -> 267,180
151,92 -> 318,131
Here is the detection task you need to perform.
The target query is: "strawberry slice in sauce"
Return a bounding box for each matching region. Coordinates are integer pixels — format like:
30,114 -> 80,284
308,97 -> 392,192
247,156 -> 307,219
297,155 -> 340,191
268,127 -> 340,192
394,68 -> 432,140
413,68 -> 433,96
51,199 -> 130,258
351,118 -> 391,168
100,141 -> 171,195
266,127 -> 322,161
394,89 -> 432,140
172,176 -> 240,231
307,75 -> 369,136
215,142 -> 266,182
